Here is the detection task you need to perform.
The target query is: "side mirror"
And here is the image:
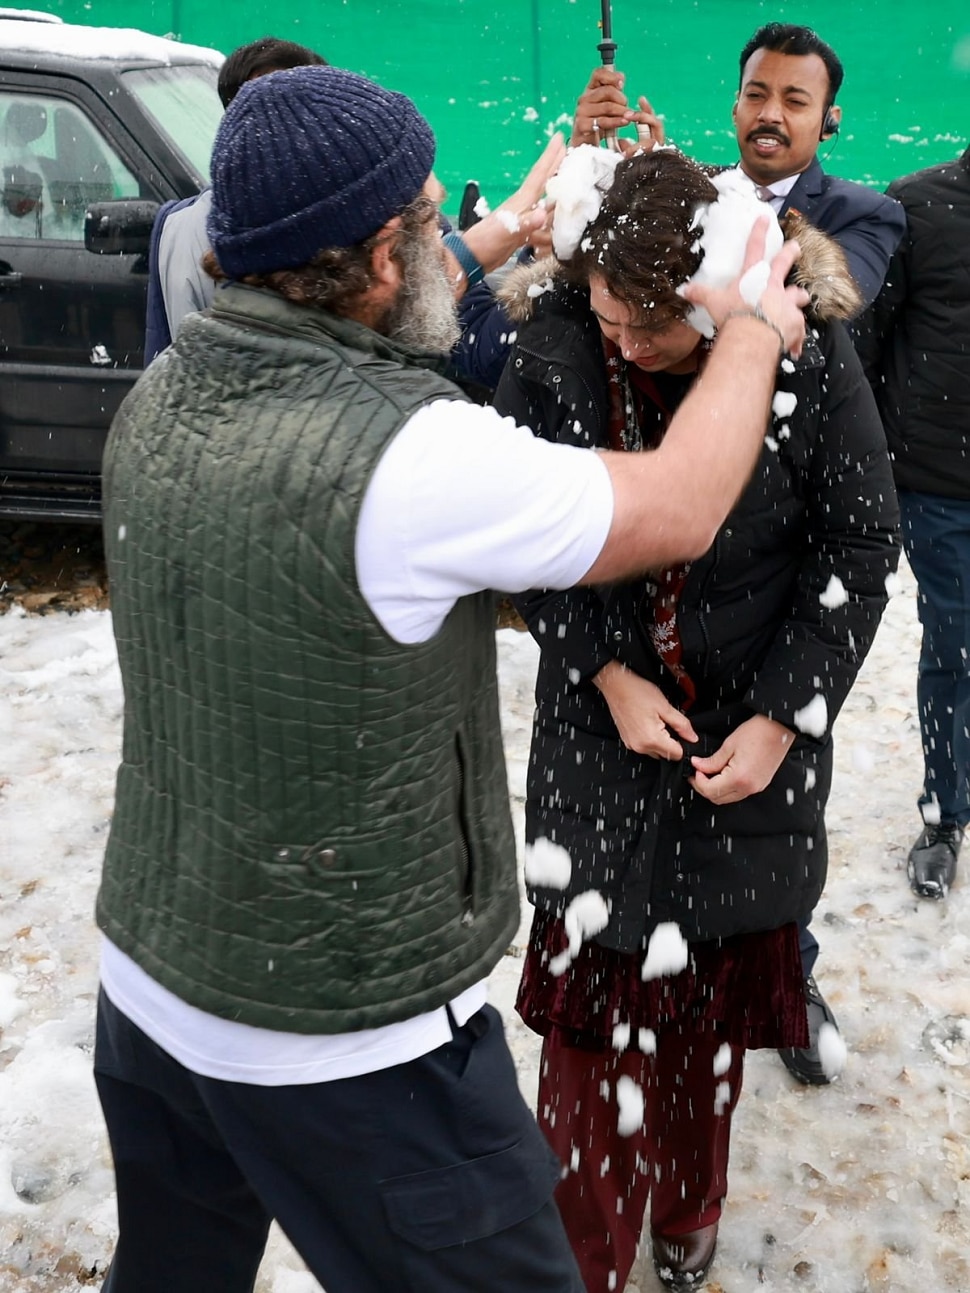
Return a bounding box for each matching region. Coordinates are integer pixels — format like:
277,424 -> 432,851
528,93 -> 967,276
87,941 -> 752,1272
85,199 -> 160,255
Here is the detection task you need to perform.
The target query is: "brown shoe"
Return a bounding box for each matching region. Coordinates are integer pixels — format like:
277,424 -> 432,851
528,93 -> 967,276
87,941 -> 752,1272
651,1222 -> 718,1288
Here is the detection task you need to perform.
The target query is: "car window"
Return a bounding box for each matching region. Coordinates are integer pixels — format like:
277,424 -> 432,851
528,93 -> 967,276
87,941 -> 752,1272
122,64 -> 221,184
0,91 -> 139,242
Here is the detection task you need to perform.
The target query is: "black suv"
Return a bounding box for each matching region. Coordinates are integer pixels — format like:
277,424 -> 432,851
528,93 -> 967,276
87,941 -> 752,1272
0,10 -> 223,520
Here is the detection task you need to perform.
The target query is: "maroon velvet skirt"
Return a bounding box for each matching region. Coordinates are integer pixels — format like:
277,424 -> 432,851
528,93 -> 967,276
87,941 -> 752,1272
516,908 -> 809,1052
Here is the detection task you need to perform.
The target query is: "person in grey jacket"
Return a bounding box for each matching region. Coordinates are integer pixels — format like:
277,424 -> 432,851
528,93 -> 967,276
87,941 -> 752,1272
143,36 -> 328,363
856,140 -> 970,898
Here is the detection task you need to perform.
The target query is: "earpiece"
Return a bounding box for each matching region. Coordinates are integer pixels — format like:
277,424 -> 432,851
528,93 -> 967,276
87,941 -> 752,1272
821,107 -> 839,139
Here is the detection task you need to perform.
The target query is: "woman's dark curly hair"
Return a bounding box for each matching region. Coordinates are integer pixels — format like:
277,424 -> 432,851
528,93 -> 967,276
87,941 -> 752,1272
563,149 -> 718,333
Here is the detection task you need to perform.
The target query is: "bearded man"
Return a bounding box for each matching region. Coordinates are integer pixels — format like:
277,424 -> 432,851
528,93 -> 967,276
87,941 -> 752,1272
93,65 -> 807,1293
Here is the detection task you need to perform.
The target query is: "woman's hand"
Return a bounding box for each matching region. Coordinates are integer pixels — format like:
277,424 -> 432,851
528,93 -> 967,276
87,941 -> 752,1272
688,713 -> 794,803
593,660 -> 698,759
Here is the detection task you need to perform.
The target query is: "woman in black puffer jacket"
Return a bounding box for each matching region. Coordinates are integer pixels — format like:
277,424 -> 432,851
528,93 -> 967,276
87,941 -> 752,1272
493,150 -> 899,1293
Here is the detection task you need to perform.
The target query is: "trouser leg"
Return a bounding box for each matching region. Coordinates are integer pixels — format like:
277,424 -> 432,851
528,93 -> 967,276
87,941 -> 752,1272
94,997 -> 271,1293
900,490 -> 970,828
96,992 -> 582,1293
796,920 -> 819,978
536,1023 -> 743,1292
537,1032 -> 653,1293
647,1022 -> 743,1238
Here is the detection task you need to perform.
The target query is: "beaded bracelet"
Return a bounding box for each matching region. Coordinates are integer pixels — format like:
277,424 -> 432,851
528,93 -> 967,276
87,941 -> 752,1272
721,306 -> 787,357
442,232 -> 485,288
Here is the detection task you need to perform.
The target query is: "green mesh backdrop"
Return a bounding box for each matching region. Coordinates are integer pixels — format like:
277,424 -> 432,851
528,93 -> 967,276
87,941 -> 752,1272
26,1 -> 970,211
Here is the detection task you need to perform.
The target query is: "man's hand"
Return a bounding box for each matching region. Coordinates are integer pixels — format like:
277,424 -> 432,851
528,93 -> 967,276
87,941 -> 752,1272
571,68 -> 664,154
453,134 -> 564,288
688,713 -> 793,804
680,215 -> 810,358
593,660 -> 698,759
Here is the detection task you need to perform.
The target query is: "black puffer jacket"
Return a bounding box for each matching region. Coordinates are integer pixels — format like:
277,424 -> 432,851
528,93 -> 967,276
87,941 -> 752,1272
855,144 -> 970,499
494,253 -> 900,954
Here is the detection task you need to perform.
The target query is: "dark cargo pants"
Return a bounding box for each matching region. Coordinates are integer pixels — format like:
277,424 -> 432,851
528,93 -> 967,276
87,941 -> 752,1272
94,991 -> 583,1293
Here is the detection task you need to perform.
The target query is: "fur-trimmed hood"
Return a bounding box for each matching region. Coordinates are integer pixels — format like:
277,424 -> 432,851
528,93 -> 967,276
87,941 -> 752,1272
498,209 -> 861,326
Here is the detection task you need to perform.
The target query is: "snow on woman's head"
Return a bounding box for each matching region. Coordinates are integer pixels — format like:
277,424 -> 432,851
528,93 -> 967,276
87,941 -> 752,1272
548,144 -> 624,261
557,149 -> 718,336
681,167 -> 784,338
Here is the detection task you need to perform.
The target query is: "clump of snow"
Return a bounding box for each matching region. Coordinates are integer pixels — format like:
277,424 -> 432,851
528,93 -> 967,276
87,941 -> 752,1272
713,1041 -> 733,1076
922,796 -> 942,826
548,144 -> 623,260
616,1075 -> 645,1137
820,574 -> 849,609
641,922 -> 689,981
772,390 -> 798,419
612,1022 -> 631,1051
523,837 -> 572,889
817,1021 -> 847,1080
638,1028 -> 657,1055
682,168 -> 784,338
738,259 -> 771,304
549,890 -> 610,975
496,208 -> 520,234
793,693 -> 829,738
526,277 -> 555,299
714,1079 -> 732,1115
885,570 -> 903,597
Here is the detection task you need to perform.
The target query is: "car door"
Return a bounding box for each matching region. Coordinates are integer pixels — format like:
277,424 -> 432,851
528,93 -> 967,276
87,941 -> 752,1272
0,74 -> 163,506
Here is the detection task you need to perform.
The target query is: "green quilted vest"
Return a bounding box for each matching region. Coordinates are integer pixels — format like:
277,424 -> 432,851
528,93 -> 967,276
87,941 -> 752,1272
97,284 -> 518,1033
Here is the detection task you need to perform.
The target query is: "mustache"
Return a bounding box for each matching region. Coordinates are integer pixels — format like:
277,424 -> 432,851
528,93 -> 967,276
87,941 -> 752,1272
746,127 -> 791,146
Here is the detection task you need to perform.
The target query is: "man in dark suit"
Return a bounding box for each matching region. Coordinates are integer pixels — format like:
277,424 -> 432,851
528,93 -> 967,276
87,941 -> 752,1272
573,23 -> 905,314
569,23 -> 906,1085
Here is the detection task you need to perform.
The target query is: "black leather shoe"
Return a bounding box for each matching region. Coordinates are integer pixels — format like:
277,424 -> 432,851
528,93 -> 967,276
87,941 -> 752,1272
651,1222 -> 718,1289
908,822 -> 962,899
778,974 -> 841,1085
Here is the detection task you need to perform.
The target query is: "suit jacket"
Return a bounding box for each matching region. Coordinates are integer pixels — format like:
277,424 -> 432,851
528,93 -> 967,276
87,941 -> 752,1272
780,158 -> 906,312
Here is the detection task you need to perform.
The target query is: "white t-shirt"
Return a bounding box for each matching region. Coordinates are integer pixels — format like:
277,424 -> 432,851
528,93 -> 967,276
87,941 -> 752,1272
101,398 -> 614,1085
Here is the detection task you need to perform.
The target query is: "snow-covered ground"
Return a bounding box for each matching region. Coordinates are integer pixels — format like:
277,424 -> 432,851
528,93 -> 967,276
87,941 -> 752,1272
1,558 -> 968,1292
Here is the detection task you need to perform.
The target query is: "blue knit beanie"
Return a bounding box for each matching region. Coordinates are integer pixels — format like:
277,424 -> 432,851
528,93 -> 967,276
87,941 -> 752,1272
207,65 -> 436,277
